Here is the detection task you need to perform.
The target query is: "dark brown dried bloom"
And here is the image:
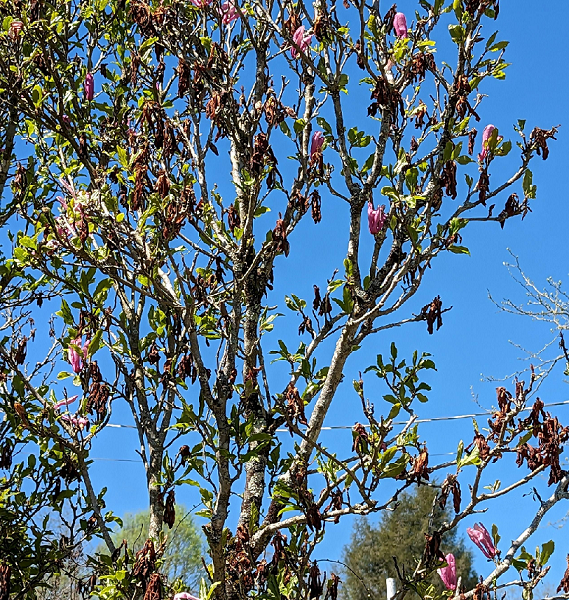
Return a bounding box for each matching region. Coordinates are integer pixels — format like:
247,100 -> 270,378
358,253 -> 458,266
423,530 -> 445,566
143,573 -> 162,600
530,126 -> 558,160
439,474 -> 461,513
442,160 -> 457,199
273,214 -> 290,257
0,564 -> 10,600
368,77 -> 404,122
477,169 -> 490,206
421,296 -> 443,335
468,129 -> 478,155
154,171 -> 170,199
177,59 -> 191,97
352,423 -> 369,455
497,193 -> 530,229
133,539 -> 156,587
308,563 -> 324,600
285,383 -> 308,426
558,555 -> 569,593
227,204 -> 241,233
164,490 -> 175,529
311,190 -> 322,223
409,446 -> 429,483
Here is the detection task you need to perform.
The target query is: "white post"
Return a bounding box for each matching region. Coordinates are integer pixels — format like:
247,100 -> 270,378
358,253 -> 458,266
386,578 -> 396,600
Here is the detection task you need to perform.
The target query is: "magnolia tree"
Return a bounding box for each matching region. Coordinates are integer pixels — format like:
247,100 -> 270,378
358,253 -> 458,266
0,0 -> 567,599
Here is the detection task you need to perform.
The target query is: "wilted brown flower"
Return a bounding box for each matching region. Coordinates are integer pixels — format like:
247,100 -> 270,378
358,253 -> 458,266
227,204 -> 241,233
558,555 -> 569,593
285,383 -> 308,426
530,126 -> 558,160
409,446 -> 429,483
352,423 -> 369,455
439,474 -> 461,513
133,539 -> 157,588
421,296 -> 443,335
497,193 -> 530,228
423,530 -> 445,566
442,160 -> 457,199
164,490 -> 175,529
368,77 -> 404,122
0,564 -> 10,600
468,129 -> 478,155
154,170 -> 170,199
273,214 -> 290,257
311,190 -> 322,223
143,573 -> 162,600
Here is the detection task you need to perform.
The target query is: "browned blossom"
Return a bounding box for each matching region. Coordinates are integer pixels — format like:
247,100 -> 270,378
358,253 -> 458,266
87,362 -> 110,419
272,214 -> 290,257
423,530 -> 445,566
438,474 -> 461,513
473,582 -> 489,600
477,168 -> 490,205
154,170 -> 170,199
311,190 -> 322,223
285,383 -> 308,426
409,446 -> 429,483
516,406 -> 569,485
143,573 -> 162,600
163,490 -> 175,529
421,296 -> 443,335
0,564 -> 10,600
368,77 -> 404,122
472,432 -> 491,461
530,126 -> 558,160
352,423 -> 369,456
133,539 -> 156,589
468,129 -> 478,155
177,59 -> 191,97
558,555 -> 569,593
497,193 -> 530,228
442,160 -> 457,199
413,101 -> 428,129
410,52 -> 435,82
325,490 -> 344,524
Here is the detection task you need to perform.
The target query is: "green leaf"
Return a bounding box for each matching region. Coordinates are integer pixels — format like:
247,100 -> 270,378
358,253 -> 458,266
88,329 -> 104,356
293,119 -> 306,134
279,121 -> 291,137
448,24 -> 465,44
489,40 -> 509,52
539,540 -> 554,566
448,245 -> 470,255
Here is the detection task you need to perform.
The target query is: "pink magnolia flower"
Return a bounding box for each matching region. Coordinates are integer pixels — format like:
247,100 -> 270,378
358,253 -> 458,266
310,131 -> 324,157
190,0 -> 212,7
437,553 -> 457,591
291,26 -> 313,59
62,114 -> 71,124
173,594 -> 199,600
61,414 -> 89,430
220,0 -> 239,23
84,73 -> 94,101
53,395 -> 78,410
68,336 -> 89,373
393,12 -> 408,38
467,523 -> 497,559
478,124 -> 499,161
368,202 -> 386,235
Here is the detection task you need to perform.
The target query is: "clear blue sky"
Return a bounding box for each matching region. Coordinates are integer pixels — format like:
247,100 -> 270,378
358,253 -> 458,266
82,0 -> 569,592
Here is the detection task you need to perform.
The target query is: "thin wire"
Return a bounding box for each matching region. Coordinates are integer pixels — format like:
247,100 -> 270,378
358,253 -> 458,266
87,400 -> 569,463
102,399 -> 569,432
